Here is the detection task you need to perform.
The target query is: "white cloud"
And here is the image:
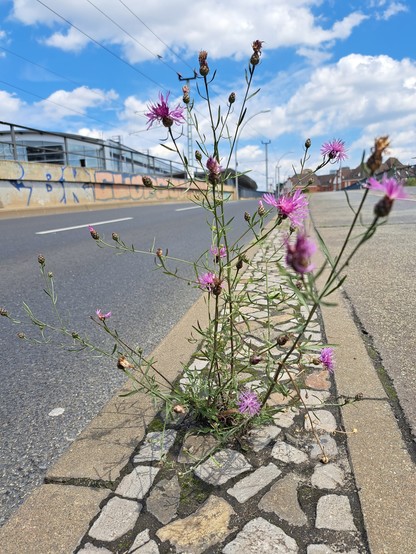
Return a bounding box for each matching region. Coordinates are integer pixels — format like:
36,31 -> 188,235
9,1 -> 367,62
35,86 -> 118,121
376,1 -> 408,20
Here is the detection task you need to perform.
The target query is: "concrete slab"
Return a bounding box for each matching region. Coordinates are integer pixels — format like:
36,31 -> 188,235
47,293 -> 210,483
318,269 -> 416,553
0,484 -> 109,554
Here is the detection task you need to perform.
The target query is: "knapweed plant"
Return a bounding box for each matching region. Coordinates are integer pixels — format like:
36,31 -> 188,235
2,43 -> 407,455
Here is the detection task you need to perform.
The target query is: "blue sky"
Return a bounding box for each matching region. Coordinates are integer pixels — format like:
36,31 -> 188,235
0,0 -> 415,189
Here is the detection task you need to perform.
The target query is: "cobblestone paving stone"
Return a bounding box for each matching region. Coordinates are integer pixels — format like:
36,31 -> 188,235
75,230 -> 369,554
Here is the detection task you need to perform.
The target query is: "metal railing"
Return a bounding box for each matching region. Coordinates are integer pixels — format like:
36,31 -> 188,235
0,121 -> 185,178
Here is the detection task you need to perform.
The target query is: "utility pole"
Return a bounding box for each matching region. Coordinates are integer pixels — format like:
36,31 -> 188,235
262,140 -> 271,192
178,71 -> 197,176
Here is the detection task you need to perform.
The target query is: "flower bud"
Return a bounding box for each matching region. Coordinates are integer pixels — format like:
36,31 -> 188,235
38,254 -> 45,265
142,176 -> 153,188
250,354 -> 263,365
305,138 -> 311,149
236,256 -> 243,270
88,226 -> 99,240
71,331 -> 79,339
244,211 -> 251,222
195,150 -> 202,162
156,248 -> 163,258
276,334 -> 289,346
198,50 -> 209,76
112,232 -> 119,242
258,200 -> 265,216
0,307 -> 8,317
228,92 -> 236,104
366,136 -> 389,174
17,332 -> 25,339
47,271 -> 53,278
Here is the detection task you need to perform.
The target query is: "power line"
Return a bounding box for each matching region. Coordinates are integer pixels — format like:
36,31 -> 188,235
0,78 -> 123,131
0,45 -> 127,110
85,0 -> 181,77
116,0 -> 194,74
34,0 -> 167,90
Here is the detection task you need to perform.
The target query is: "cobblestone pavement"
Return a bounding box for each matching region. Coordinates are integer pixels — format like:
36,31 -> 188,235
73,230 -> 369,554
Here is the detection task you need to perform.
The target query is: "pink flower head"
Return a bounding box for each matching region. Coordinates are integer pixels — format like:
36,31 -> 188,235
238,390 -> 261,416
145,92 -> 185,129
206,156 -> 222,176
197,272 -> 224,295
320,139 -> 348,162
366,174 -> 408,201
96,309 -> 112,321
210,245 -> 227,260
263,189 -> 309,228
319,347 -> 335,373
285,232 -> 316,275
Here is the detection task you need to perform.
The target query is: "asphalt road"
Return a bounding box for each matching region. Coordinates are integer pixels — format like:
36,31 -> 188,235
309,187 -> 416,443
0,199 -> 262,526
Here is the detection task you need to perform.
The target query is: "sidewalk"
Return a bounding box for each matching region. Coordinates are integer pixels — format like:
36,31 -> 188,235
1,227 -> 415,554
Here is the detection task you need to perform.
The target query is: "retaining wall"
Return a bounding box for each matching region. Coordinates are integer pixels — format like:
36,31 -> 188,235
0,160 -> 235,212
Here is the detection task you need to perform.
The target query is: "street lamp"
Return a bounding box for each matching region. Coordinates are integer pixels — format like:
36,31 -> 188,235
275,151 -> 294,196
234,109 -> 271,200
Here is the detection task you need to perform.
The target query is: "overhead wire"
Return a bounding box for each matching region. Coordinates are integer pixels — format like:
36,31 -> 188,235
85,0 -> 181,77
0,45 -> 127,111
116,0 -> 195,74
33,0 -> 168,91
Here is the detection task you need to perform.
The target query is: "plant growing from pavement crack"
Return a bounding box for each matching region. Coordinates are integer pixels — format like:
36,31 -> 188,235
1,44 -> 407,460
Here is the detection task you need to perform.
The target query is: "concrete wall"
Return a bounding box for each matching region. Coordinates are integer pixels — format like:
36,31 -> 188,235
0,160 -> 235,212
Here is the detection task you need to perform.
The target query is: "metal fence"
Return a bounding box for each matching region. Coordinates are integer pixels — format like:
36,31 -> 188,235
0,121 -> 185,178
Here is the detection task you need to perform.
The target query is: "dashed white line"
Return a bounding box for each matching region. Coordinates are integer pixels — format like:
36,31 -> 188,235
36,217 -> 133,235
175,206 -> 202,212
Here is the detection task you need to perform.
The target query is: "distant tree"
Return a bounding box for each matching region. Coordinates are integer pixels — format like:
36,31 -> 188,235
405,177 -> 416,187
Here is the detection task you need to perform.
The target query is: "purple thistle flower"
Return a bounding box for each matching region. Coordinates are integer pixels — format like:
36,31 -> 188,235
238,390 -> 261,416
210,245 -> 227,260
319,347 -> 335,373
206,156 -> 222,176
366,174 -> 408,201
96,309 -> 112,321
285,232 -> 316,275
145,92 -> 185,129
263,190 -> 309,228
320,139 -> 348,162
197,272 -> 224,295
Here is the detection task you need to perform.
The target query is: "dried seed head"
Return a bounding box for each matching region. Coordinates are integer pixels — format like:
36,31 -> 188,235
355,392 -> 364,401
198,50 -> 209,76
173,404 -> 186,414
252,40 -> 264,54
366,136 -> 390,174
156,248 -> 163,258
228,92 -> 236,104
250,52 -> 260,66
117,355 -> 134,370
38,254 -> 45,265
0,307 -> 8,316
244,211 -> 251,222
17,332 -> 25,339
320,454 -> 330,464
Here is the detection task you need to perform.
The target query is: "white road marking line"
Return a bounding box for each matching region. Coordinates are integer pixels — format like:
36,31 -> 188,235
175,206 -> 202,212
36,217 -> 133,235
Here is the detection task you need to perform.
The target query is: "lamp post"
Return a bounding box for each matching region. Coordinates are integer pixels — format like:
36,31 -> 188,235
275,151 -> 294,196
234,109 -> 271,200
